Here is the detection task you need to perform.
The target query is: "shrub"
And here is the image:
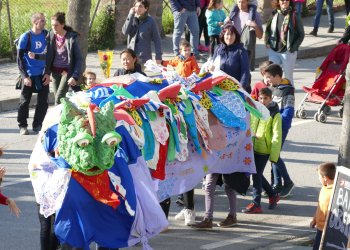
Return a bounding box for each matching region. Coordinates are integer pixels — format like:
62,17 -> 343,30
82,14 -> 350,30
88,6 -> 115,52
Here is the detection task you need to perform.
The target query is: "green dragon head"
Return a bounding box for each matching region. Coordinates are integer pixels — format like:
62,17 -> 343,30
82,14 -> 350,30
58,98 -> 121,176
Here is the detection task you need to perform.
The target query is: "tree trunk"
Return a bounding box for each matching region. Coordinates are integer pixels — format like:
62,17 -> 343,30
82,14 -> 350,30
258,0 -> 273,23
338,60 -> 350,168
67,0 -> 91,74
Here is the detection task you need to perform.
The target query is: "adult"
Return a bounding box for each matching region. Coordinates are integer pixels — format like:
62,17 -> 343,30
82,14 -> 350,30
309,0 -> 334,36
122,0 -> 162,66
113,48 -> 146,76
346,0 -> 350,15
17,13 -> 49,135
169,0 -> 201,58
44,12 -> 83,105
293,0 -> 306,18
265,0 -> 304,85
228,0 -> 263,71
209,23 -> 251,92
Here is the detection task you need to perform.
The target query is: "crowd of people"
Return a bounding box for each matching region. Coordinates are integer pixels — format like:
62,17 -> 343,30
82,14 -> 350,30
3,0 -> 349,249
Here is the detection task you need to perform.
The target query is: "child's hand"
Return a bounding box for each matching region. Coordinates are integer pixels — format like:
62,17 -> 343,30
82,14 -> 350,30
28,52 -> 35,59
7,198 -> 21,218
310,219 -> 316,228
218,22 -> 224,27
0,167 -> 5,179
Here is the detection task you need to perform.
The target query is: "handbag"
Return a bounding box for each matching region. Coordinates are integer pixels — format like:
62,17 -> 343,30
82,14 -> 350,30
15,74 -> 23,90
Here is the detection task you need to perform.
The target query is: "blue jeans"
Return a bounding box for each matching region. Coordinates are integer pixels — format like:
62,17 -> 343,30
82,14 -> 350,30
313,0 -> 334,29
313,229 -> 322,250
268,49 -> 297,85
272,129 -> 292,187
294,2 -> 303,18
173,10 -> 199,56
252,153 -> 276,206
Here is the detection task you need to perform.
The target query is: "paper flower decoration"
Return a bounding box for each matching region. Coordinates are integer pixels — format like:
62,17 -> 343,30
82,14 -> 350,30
98,50 -> 113,78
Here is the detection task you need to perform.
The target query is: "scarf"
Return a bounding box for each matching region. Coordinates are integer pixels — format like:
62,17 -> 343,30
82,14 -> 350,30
265,7 -> 292,50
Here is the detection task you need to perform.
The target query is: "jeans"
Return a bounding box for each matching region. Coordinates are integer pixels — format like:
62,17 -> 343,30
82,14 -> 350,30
346,0 -> 350,15
272,129 -> 292,187
204,174 -> 237,219
252,153 -> 276,206
173,10 -> 199,56
313,229 -> 323,250
313,0 -> 334,29
17,75 -> 49,129
268,48 -> 297,85
37,204 -> 58,250
294,2 -> 303,18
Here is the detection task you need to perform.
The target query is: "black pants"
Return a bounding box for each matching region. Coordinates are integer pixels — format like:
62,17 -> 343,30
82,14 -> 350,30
17,75 -> 49,128
37,204 -> 58,250
184,189 -> 194,210
346,0 -> 350,15
160,198 -> 171,218
209,35 -> 220,58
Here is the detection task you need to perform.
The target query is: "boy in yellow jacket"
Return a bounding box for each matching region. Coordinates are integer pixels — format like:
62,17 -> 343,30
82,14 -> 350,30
243,87 -> 282,213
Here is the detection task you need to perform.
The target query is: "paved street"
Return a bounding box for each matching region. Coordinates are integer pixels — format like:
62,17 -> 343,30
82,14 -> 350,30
0,56 -> 343,250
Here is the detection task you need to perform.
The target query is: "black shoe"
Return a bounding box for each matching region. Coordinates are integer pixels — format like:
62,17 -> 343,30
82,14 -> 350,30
272,184 -> 283,194
309,29 -> 317,37
33,126 -> 42,132
328,25 -> 334,33
280,181 -> 295,198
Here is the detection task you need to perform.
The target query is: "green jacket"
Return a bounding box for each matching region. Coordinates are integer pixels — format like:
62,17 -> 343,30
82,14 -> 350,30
250,102 -> 282,162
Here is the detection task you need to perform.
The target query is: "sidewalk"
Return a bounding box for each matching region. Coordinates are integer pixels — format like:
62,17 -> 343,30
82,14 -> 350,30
0,11 -> 346,113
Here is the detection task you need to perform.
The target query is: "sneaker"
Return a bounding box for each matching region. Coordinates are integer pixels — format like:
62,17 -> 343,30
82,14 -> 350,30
268,193 -> 280,209
280,181 -> 295,198
272,184 -> 283,194
198,44 -> 209,52
176,195 -> 185,206
191,218 -> 213,230
242,203 -> 262,213
32,126 -> 42,132
261,191 -> 268,197
309,29 -> 317,37
174,208 -> 186,220
184,209 -> 196,226
19,127 -> 29,135
328,25 -> 334,33
217,214 -> 237,228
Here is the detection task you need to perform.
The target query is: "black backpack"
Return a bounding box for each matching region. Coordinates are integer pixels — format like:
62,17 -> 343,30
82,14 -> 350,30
14,31 -> 31,52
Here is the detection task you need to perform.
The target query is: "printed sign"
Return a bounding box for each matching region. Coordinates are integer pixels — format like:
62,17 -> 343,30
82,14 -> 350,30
320,166 -> 350,249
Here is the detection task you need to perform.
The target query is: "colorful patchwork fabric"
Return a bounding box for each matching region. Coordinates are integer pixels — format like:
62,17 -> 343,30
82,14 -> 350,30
139,113 -> 155,162
199,91 -> 213,109
181,99 -> 202,154
217,91 -> 247,119
218,78 -> 240,91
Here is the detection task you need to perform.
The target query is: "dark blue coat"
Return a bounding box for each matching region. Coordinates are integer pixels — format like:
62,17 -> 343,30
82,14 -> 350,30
212,43 -> 250,91
169,0 -> 200,12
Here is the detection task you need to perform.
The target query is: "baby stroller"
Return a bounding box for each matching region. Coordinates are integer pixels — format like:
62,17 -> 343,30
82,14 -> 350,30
295,44 -> 350,123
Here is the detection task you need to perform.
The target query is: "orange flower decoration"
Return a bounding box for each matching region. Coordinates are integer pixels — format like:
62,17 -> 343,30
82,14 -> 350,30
243,157 -> 252,165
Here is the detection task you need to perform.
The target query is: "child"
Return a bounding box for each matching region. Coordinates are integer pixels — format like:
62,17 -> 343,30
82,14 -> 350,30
310,162 -> 336,250
205,0 -> 226,57
242,87 -> 281,213
228,0 -> 258,26
83,71 -> 97,89
251,60 -> 273,100
161,40 -> 200,78
264,64 -> 295,198
0,149 -> 21,217
114,48 -> 146,76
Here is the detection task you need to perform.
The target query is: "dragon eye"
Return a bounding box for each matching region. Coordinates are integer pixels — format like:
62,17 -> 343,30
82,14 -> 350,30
73,133 -> 93,147
102,132 -> 122,146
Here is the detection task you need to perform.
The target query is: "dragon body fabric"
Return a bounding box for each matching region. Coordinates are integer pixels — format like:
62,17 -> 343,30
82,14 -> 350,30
28,71 -> 260,249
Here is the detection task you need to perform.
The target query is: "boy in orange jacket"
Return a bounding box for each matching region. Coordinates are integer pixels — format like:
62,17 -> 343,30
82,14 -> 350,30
162,40 -> 200,77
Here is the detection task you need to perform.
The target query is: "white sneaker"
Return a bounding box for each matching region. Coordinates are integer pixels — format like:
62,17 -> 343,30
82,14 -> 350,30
174,209 -> 186,221
184,209 -> 196,226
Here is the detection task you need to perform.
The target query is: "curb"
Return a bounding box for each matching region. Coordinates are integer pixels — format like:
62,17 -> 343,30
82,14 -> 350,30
0,93 -> 55,113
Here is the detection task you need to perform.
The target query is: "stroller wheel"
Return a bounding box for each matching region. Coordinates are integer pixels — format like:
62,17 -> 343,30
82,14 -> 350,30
314,112 -> 319,122
295,110 -> 300,118
299,110 -> 307,119
318,112 -> 327,123
323,105 -> 331,115
339,108 -> 343,118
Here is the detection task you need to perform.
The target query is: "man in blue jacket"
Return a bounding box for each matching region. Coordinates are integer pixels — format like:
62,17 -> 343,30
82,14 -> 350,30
17,13 -> 49,135
169,0 -> 201,59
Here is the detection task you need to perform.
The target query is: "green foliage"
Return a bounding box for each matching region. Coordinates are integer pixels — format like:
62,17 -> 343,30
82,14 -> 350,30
88,6 -> 115,52
162,7 -> 173,34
